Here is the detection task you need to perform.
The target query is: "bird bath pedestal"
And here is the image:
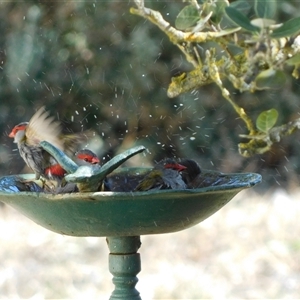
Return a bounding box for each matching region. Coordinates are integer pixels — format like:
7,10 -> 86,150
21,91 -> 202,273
0,169 -> 261,299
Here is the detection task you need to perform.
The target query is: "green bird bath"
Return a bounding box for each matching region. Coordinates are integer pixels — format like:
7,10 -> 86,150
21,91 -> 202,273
0,168 -> 261,299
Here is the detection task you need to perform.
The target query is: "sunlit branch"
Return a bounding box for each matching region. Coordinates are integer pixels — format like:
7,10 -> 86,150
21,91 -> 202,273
167,67 -> 212,98
130,1 -> 240,45
205,50 -> 256,134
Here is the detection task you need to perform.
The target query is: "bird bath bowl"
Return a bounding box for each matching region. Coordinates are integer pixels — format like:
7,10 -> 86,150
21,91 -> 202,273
0,168 -> 261,299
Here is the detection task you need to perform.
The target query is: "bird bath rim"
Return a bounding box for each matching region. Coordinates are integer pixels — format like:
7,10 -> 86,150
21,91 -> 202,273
0,168 -> 262,237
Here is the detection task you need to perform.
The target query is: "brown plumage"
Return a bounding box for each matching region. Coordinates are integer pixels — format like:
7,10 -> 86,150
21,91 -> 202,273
9,107 -> 90,180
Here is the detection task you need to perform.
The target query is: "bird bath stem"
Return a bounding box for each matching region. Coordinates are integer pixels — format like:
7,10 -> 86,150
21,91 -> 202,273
107,236 -> 142,300
0,169 -> 261,299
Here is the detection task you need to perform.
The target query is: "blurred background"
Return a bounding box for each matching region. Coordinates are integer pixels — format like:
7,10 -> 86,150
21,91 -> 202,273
0,1 -> 300,299
1,1 -> 300,187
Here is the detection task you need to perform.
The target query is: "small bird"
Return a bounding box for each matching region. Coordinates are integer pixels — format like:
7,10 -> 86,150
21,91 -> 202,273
179,158 -> 202,188
46,149 -> 100,194
54,149 -> 100,194
43,163 -> 67,182
9,107 -> 89,180
44,148 -> 100,181
134,158 -> 187,191
75,149 -> 100,165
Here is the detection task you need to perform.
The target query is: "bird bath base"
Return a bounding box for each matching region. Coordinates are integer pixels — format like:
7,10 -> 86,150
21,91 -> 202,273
0,168 -> 261,299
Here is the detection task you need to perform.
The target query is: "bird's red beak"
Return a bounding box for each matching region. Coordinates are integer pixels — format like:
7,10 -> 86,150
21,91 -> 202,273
8,130 -> 15,138
91,157 -> 100,164
174,163 -> 187,172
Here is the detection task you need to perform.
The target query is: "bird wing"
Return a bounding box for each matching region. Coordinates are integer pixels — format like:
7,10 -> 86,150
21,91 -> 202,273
25,107 -> 64,150
62,131 -> 92,155
135,170 -> 164,191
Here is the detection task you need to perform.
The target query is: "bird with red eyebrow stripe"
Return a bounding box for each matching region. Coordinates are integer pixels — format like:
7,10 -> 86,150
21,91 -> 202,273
12,149 -> 100,194
8,107 -> 90,180
75,149 -> 100,165
54,149 -> 100,194
44,148 -> 100,181
134,158 -> 187,191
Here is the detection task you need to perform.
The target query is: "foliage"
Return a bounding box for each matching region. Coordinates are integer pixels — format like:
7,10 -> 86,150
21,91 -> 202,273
256,109 -> 278,133
0,1 -> 300,187
131,0 -> 300,159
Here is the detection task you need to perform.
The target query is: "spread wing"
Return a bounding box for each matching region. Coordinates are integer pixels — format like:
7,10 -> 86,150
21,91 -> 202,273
25,107 -> 64,150
62,130 -> 93,155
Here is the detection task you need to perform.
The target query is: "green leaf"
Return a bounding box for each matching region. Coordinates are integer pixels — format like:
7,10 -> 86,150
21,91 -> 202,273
214,27 -> 241,37
225,6 -> 260,32
254,0 -> 277,19
175,5 -> 200,30
191,12 -> 213,32
256,109 -> 278,133
286,53 -> 300,66
230,0 -> 252,16
255,69 -> 286,90
207,0 -> 228,25
271,16 -> 300,38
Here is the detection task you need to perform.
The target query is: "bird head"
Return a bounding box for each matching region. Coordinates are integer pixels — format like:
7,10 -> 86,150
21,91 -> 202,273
8,122 -> 28,142
75,149 -> 100,165
160,158 -> 187,172
179,159 -> 201,183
